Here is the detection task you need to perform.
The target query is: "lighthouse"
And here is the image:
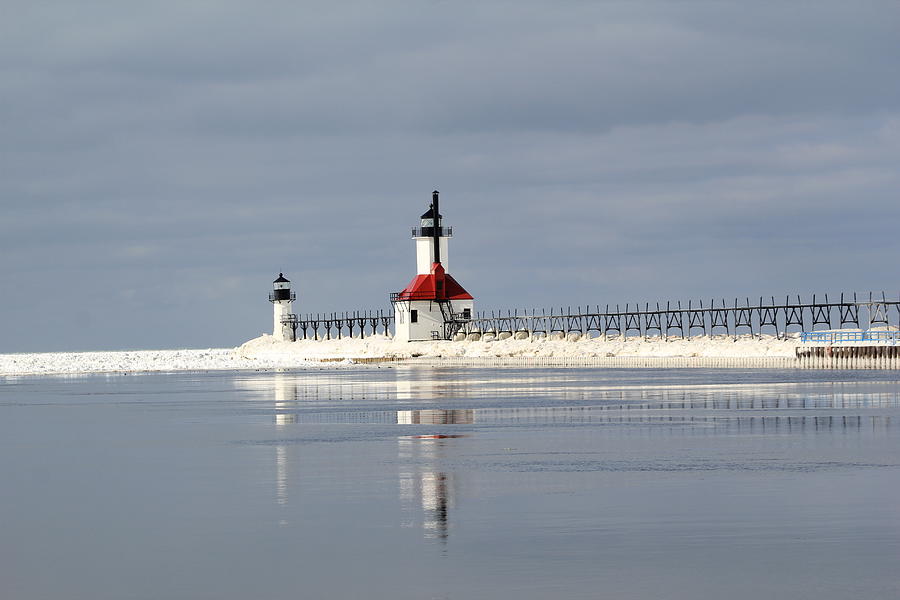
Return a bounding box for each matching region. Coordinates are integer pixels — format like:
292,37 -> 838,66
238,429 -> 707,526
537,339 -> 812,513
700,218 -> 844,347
269,273 -> 297,341
391,191 -> 474,342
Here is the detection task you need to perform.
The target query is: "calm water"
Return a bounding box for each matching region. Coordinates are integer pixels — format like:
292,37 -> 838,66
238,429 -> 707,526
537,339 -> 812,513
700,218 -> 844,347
2,366 -> 900,599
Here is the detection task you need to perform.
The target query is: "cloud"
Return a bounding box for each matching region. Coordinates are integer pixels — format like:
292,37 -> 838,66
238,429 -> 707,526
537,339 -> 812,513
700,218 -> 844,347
0,1 -> 898,350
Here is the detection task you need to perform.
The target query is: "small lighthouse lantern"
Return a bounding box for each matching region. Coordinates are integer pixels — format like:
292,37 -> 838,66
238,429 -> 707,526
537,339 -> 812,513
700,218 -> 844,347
391,191 -> 474,342
269,273 -> 298,341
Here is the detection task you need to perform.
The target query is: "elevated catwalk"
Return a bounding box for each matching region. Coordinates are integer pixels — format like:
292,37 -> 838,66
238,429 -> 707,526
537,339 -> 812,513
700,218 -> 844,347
291,291 -> 899,342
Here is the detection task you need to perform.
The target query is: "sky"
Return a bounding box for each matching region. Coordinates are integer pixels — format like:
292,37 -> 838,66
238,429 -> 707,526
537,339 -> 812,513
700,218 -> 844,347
2,1 -> 899,352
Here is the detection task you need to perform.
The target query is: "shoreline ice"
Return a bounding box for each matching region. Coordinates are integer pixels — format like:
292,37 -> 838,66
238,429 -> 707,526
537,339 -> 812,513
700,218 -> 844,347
0,347 -> 329,377
237,333 -> 798,361
0,334 -> 798,377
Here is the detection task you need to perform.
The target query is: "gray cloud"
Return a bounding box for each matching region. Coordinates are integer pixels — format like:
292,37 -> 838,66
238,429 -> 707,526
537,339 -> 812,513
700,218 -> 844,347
1,1 -> 899,351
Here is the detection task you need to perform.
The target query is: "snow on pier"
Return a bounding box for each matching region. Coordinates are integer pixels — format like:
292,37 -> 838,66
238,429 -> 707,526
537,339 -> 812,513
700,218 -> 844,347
236,333 -> 797,362
0,335 -> 799,377
0,347 -> 322,377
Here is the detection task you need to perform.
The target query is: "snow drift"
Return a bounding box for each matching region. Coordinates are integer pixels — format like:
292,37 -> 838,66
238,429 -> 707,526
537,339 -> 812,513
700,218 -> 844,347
0,334 -> 798,377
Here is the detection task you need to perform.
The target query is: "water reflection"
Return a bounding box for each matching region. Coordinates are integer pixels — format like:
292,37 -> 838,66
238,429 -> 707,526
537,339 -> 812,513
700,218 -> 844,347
273,374 -> 298,520
470,406 -> 895,433
259,402 -> 895,435
233,370 -> 900,415
274,373 -> 299,426
12,370 -> 900,600
397,409 -> 474,425
396,391 -> 472,541
398,430 -> 465,542
275,445 -> 288,509
236,370 -> 900,535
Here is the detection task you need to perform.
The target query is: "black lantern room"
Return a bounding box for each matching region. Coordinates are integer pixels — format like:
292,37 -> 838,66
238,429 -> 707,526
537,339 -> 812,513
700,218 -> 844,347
269,273 -> 295,302
412,191 -> 453,239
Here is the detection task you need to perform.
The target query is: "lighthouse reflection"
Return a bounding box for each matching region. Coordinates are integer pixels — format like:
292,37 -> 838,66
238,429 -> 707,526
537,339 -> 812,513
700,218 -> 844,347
273,374 -> 299,517
274,373 -> 299,427
256,372 -> 472,539
397,409 -> 474,425
397,409 -> 473,541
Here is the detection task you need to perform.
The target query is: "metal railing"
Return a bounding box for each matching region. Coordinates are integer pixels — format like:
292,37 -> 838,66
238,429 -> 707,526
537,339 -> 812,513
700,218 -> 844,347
289,310 -> 395,340
455,292 -> 900,340
800,330 -> 900,345
411,226 -> 452,238
282,291 -> 900,342
390,290 -> 439,301
269,291 -> 296,302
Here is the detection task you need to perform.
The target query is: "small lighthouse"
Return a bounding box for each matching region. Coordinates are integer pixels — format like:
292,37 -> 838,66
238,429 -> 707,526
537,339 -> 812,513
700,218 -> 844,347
269,273 -> 297,341
391,191 -> 474,342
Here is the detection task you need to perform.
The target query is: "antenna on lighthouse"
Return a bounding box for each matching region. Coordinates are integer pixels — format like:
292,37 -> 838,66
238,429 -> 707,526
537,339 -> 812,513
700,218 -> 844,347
432,190 -> 441,265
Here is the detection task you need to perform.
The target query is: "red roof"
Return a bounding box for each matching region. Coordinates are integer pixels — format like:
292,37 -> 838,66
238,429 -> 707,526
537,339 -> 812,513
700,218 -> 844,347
396,263 -> 473,301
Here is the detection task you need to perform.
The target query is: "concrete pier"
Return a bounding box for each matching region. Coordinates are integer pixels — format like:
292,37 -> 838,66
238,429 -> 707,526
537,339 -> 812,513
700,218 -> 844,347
795,345 -> 900,369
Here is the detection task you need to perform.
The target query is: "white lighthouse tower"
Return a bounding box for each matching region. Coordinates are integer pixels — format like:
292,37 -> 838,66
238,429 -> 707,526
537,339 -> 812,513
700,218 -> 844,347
391,191 -> 474,342
269,273 -> 297,341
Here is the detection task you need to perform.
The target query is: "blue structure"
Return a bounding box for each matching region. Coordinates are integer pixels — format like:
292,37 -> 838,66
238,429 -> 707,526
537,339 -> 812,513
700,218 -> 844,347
800,330 -> 900,345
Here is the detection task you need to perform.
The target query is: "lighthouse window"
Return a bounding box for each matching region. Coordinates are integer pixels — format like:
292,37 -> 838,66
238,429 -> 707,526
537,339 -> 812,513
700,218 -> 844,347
410,310 -> 418,323
463,308 -> 471,319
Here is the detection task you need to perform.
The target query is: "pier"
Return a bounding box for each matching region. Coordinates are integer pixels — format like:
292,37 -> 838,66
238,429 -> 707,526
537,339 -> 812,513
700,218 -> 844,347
290,291 -> 899,341
279,291 -> 900,369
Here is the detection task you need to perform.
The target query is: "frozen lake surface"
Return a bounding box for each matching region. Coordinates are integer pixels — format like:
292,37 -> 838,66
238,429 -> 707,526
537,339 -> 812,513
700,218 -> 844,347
2,366 -> 900,599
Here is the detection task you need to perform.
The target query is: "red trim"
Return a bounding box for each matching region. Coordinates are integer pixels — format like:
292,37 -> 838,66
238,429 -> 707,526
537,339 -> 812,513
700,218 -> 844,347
396,263 -> 473,301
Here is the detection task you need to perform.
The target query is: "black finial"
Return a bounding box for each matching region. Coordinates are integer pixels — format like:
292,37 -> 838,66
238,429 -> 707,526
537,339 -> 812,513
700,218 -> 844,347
432,190 -> 441,265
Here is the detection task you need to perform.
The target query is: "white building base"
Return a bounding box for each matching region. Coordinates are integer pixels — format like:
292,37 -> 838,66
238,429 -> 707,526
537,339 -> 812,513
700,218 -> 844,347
394,299 -> 474,342
273,300 -> 293,341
